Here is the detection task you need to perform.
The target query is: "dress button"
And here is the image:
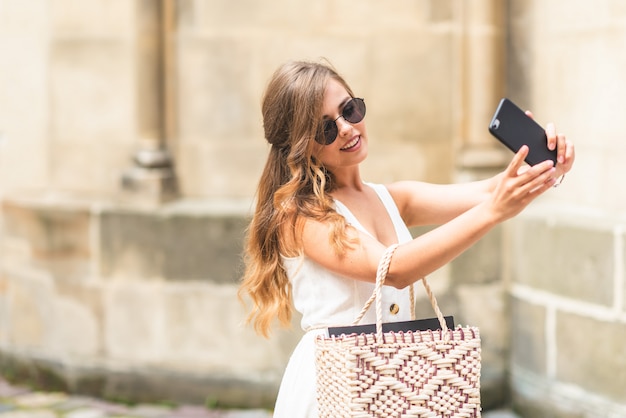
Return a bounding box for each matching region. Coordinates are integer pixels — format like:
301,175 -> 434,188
389,303 -> 400,315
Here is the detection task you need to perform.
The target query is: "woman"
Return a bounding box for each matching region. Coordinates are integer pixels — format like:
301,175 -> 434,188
239,60 -> 574,417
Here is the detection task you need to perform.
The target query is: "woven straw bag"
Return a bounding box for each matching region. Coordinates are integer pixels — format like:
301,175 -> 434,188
315,244 -> 482,417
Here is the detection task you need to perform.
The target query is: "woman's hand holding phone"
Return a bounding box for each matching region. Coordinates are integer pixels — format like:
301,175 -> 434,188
486,145 -> 557,222
525,110 -> 575,181
489,98 -> 575,186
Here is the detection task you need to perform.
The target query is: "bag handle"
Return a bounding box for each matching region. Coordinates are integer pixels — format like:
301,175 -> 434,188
352,244 -> 449,341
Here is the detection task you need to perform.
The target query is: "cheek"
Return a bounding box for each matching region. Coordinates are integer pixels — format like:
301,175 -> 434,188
315,144 -> 345,168
316,146 -> 335,165
357,121 -> 367,136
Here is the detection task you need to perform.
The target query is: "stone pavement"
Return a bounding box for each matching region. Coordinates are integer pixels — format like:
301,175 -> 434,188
0,376 -> 520,418
0,377 -> 272,418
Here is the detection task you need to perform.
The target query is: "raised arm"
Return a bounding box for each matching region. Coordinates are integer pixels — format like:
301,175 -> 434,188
388,119 -> 575,228
301,146 -> 558,289
386,174 -> 502,227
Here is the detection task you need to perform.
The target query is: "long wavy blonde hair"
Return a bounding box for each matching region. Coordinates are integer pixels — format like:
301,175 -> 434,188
239,60 -> 357,337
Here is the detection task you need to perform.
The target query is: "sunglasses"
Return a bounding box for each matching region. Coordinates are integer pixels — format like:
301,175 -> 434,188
316,97 -> 366,145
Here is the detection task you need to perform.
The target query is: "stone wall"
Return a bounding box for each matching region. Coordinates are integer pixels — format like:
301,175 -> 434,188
0,0 -> 137,195
0,193 -> 300,408
506,0 -> 626,416
173,0 -> 463,198
507,206 -> 626,416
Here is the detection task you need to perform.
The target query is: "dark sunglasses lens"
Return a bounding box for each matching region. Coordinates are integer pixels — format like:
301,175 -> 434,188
322,120 -> 338,145
317,98 -> 366,145
343,98 -> 366,123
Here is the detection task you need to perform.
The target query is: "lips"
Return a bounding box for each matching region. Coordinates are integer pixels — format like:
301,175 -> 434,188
340,136 -> 360,151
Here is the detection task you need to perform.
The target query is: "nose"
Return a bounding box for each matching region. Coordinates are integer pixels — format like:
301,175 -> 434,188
335,116 -> 352,137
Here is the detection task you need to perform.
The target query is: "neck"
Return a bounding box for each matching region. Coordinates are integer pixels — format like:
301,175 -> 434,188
329,165 -> 364,191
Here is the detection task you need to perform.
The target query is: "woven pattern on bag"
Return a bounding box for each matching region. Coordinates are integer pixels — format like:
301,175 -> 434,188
316,327 -> 481,418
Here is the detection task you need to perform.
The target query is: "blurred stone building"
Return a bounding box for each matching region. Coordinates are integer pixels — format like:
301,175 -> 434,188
0,1 -> 624,416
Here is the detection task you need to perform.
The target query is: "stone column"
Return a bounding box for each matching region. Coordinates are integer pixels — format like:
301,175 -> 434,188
121,0 -> 177,203
449,1 -> 510,408
453,0 -> 509,182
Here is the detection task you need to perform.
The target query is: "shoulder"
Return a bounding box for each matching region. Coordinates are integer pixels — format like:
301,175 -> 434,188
384,181 -> 422,213
385,180 -> 445,226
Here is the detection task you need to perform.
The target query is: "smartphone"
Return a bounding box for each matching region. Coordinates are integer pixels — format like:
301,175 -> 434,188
488,98 -> 557,166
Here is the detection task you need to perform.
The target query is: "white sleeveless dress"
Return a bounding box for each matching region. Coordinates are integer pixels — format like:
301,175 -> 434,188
273,183 -> 414,418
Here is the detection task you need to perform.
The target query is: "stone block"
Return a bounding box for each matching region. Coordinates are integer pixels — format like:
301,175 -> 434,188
175,139 -> 267,199
548,149 -> 606,210
1,199 -> 91,280
457,283 -> 509,409
510,297 -> 546,375
457,283 -> 508,353
5,270 -> 54,349
0,5 -> 49,193
176,37 -> 258,142
510,218 -> 614,307
49,39 -> 134,193
175,35 -> 269,197
50,0 -> 132,36
0,277 -> 7,345
4,268 -> 99,358
103,280 -> 164,362
556,311 -> 626,403
0,1 -> 47,35
616,231 -> 626,314
512,367 -> 626,418
161,281 -> 299,375
429,0 -> 453,22
450,227 -> 503,285
364,137 -> 453,186
47,294 -> 99,357
98,203 -> 248,282
513,392 -> 586,418
605,152 -> 626,211
368,30 -> 453,146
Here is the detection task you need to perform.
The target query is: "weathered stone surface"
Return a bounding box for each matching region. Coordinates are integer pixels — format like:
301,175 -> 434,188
510,297 -> 546,375
98,204 -> 248,282
450,227 -> 503,285
2,201 -> 90,257
556,311 -> 626,403
510,217 -> 614,307
0,195 -> 299,408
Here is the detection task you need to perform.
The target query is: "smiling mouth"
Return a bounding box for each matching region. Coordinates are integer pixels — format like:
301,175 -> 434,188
340,136 -> 360,151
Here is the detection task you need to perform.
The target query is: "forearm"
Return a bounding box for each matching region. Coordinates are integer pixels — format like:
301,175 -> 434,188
385,201 -> 498,288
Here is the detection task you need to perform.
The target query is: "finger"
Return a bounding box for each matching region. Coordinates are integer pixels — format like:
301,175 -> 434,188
506,145 -> 529,177
556,133 -> 566,164
521,159 -> 555,181
546,122 -> 557,151
559,139 -> 575,174
523,165 -> 557,195
565,139 -> 575,161
525,110 -> 534,119
529,170 -> 558,196
516,157 -> 554,189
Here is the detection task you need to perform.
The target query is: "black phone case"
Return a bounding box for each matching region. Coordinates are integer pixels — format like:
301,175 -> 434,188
488,98 -> 557,166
